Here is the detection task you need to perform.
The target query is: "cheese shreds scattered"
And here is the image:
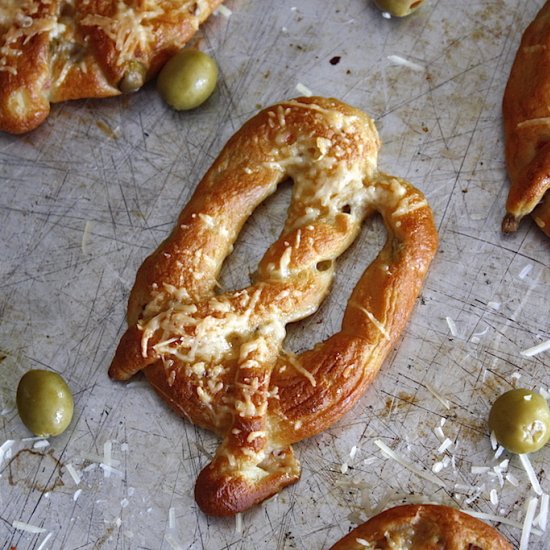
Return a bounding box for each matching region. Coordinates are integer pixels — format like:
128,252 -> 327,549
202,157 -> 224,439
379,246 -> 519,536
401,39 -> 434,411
437,438 -> 453,454
535,493 -> 549,531
374,439 -> 446,488
434,426 -> 445,441
540,387 -> 550,400
73,488 -> 82,501
432,461 -> 443,473
487,301 -> 501,310
490,488 -> 499,506
235,512 -> 243,534
356,538 -> 372,548
506,473 -> 519,487
519,454 -> 543,495
445,316 -> 458,337
82,220 -> 93,254
494,445 -> 504,459
518,264 -> 533,279
36,532 -> 52,550
168,507 -> 176,529
295,82 -> 313,97
381,11 -> 391,19
0,439 -> 14,464
520,497 -> 539,550
340,462 -> 349,474
425,384 -> 451,409
461,509 -> 543,536
387,54 -> 425,72
33,439 -> 49,449
471,466 -> 490,474
214,4 -> 232,18
12,520 -> 46,533
66,463 -> 81,485
103,440 -> 112,478
521,339 -> 550,357
349,445 -> 358,459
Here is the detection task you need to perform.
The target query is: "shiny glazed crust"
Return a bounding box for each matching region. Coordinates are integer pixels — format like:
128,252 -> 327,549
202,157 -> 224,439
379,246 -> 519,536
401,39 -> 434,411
502,2 -> 550,236
109,97 -> 438,515
330,504 -> 513,550
0,0 -> 222,134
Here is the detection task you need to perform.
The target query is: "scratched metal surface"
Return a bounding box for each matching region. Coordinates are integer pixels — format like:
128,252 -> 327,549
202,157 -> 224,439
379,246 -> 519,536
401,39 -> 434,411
1,0 -> 550,549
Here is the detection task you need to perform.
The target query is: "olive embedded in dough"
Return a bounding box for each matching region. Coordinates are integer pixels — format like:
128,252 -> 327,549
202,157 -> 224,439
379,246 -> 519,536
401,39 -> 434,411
489,388 -> 550,454
16,369 -> 74,437
157,49 -> 218,111
374,0 -> 425,17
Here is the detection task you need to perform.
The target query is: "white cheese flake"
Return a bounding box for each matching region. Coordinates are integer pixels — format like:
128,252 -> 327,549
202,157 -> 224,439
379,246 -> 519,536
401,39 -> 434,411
36,532 -> 52,550
295,82 -> 313,97
66,463 -> 81,485
518,264 -> 533,279
214,4 -> 232,18
33,439 -> 49,449
169,507 -> 176,529
521,339 -> 550,357
445,316 -> 458,337
520,497 -> 539,550
425,384 -> 451,409
12,520 -> 46,533
73,488 -> 82,501
437,438 -> 453,454
490,488 -> 499,506
519,454 -> 543,495
235,512 -> 243,534
490,431 -> 498,451
387,54 -> 425,72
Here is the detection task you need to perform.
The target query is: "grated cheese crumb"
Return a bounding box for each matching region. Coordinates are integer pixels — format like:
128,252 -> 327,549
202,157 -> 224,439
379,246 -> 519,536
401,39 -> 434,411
36,532 -> 52,550
235,512 -> 243,534
518,264 -> 533,279
73,489 -> 82,501
387,54 -> 425,72
295,82 -> 313,97
521,339 -> 550,357
520,497 -> 539,550
519,454 -> 543,495
214,4 -> 232,18
12,520 -> 46,533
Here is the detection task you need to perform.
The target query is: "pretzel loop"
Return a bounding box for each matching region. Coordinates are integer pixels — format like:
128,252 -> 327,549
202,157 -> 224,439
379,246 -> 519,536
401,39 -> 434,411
109,97 -> 438,515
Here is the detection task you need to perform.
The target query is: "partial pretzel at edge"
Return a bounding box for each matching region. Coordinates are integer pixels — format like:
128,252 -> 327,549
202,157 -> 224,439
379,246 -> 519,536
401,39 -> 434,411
109,96 -> 438,515
502,1 -> 550,236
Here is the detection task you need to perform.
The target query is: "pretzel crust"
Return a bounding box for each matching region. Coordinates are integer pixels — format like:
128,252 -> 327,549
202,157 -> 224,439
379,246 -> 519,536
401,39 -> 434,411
109,96 -> 438,515
329,504 -> 513,549
0,0 -> 222,134
502,2 -> 550,236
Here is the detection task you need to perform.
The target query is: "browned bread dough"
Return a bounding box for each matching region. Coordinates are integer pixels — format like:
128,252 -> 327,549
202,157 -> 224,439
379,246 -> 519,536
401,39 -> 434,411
108,97 -> 438,515
0,0 -> 222,134
502,2 -> 550,236
330,504 -> 513,549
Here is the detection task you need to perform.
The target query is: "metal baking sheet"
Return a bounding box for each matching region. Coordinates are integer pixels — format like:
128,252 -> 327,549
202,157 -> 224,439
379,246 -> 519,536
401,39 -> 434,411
1,1 -> 549,548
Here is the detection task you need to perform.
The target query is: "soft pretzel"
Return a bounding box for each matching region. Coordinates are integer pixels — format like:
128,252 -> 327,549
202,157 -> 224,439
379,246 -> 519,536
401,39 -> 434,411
0,0 -> 222,134
329,504 -> 513,549
502,2 -> 550,236
109,96 -> 438,515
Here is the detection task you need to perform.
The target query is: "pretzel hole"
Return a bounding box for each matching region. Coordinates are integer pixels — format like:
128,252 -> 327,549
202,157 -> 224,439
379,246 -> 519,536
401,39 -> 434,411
285,215 -> 386,354
315,260 -> 332,272
217,179 -> 293,292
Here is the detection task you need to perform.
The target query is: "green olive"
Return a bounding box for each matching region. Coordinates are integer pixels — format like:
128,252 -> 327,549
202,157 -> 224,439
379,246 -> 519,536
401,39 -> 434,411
16,370 -> 74,437
374,0 -> 425,17
157,49 -> 218,111
489,388 -> 550,454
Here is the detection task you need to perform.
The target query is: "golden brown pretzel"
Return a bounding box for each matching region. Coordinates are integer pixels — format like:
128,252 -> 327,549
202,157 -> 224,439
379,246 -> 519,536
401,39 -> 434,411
329,504 -> 513,549
502,2 -> 550,236
109,96 -> 438,515
0,0 -> 222,134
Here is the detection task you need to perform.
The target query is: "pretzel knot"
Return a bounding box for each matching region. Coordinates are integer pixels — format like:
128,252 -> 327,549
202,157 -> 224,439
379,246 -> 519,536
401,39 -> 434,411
109,96 -> 438,515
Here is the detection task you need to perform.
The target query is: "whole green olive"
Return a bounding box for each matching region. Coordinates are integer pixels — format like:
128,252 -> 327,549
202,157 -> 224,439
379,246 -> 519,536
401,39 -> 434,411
374,0 -> 425,17
16,370 -> 74,437
489,388 -> 550,454
157,49 -> 218,111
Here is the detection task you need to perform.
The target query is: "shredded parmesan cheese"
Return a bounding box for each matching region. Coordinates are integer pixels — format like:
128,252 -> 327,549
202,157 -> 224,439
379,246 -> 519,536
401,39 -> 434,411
461,509 -> 542,536
445,316 -> 458,337
519,454 -> 543,495
374,440 -> 446,488
295,82 -> 313,97
36,532 -> 52,550
520,497 -> 539,550
66,463 -> 81,485
12,520 -> 46,533
387,54 -> 425,72
521,339 -> 550,357
214,4 -> 232,18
